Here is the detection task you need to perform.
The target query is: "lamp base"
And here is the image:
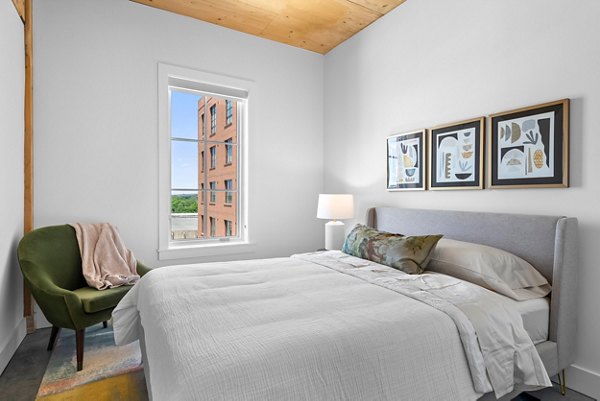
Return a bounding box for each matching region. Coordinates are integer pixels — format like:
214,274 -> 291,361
325,221 -> 346,250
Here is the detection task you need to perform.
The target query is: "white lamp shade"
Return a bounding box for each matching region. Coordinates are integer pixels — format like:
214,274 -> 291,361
317,194 -> 354,220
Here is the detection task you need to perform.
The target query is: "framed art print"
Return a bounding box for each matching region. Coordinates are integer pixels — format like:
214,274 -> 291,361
489,99 -> 569,188
429,117 -> 484,190
387,130 -> 426,191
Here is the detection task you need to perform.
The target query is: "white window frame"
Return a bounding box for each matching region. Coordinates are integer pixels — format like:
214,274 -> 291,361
158,63 -> 255,260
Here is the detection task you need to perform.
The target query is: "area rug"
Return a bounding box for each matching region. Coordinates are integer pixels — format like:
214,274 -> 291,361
36,323 -> 147,401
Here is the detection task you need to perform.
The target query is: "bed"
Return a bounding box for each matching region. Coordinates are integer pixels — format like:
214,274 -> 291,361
113,207 -> 578,401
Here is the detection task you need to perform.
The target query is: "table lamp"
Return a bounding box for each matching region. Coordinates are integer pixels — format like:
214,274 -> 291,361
317,194 -> 354,250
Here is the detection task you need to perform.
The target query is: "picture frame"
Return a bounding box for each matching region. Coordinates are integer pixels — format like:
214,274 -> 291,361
428,117 -> 485,190
489,99 -> 569,188
387,130 -> 426,191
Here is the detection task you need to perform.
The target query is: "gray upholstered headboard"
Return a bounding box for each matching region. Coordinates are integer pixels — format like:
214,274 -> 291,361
367,207 -> 578,375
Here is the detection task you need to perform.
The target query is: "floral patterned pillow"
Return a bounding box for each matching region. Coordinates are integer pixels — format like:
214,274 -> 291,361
342,224 -> 443,274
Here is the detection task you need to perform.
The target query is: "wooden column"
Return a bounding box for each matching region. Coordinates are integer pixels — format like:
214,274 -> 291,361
23,0 -> 35,333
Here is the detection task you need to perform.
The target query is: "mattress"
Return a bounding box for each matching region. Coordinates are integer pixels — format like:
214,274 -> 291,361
511,297 -> 550,345
428,270 -> 550,345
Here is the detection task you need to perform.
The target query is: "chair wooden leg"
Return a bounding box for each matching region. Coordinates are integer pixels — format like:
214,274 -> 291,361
76,328 -> 85,371
103,321 -> 108,329
47,326 -> 60,351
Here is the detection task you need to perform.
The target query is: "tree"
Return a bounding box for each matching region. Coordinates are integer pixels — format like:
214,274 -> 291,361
171,194 -> 198,213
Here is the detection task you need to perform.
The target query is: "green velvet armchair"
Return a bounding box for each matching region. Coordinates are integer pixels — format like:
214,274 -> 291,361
17,224 -> 151,371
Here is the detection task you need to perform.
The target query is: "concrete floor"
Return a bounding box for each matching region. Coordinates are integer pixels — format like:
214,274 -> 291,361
0,328 -> 51,401
518,383 -> 596,401
0,328 -> 595,401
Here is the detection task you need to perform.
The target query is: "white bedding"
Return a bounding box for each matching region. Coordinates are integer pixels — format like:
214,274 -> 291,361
511,297 -> 550,345
113,252 -> 550,401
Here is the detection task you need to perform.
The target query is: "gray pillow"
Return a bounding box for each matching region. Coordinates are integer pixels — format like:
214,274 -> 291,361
428,238 -> 551,300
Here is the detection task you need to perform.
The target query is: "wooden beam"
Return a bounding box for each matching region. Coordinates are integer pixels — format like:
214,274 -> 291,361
23,0 -> 35,333
11,0 -> 25,23
24,0 -> 32,233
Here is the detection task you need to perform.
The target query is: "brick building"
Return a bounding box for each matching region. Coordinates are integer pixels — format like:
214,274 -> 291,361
198,96 -> 238,238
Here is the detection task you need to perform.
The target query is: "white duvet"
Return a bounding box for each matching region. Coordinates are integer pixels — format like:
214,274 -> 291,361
113,251 -> 550,401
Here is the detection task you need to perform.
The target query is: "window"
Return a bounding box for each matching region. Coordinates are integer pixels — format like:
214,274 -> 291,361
225,138 -> 233,165
159,63 -> 253,260
210,217 -> 215,237
210,146 -> 216,169
224,179 -> 233,204
210,104 -> 217,135
226,100 -> 233,125
210,181 -> 216,203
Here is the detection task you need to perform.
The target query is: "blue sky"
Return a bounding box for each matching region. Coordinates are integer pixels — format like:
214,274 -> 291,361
171,90 -> 201,139
171,90 -> 202,190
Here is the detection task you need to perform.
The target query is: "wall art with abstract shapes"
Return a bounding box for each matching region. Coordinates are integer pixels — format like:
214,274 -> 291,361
387,130 -> 426,191
490,99 -> 569,188
429,117 -> 484,190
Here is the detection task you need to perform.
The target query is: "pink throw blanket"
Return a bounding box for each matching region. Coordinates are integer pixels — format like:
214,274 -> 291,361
71,223 -> 139,290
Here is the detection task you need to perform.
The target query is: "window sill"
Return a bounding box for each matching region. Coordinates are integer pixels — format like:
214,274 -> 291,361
158,241 -> 256,260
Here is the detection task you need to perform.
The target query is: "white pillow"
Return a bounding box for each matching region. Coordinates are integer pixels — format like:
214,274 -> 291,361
427,238 -> 551,301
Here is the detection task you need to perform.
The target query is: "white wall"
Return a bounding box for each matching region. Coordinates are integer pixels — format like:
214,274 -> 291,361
0,0 -> 26,374
33,0 -> 324,267
324,0 -> 600,397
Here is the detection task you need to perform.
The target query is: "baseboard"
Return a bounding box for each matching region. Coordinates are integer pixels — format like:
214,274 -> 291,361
0,317 -> 27,375
567,364 -> 600,399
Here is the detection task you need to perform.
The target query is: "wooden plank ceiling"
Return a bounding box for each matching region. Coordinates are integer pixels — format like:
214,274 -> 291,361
11,0 -> 25,21
130,0 -> 406,54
